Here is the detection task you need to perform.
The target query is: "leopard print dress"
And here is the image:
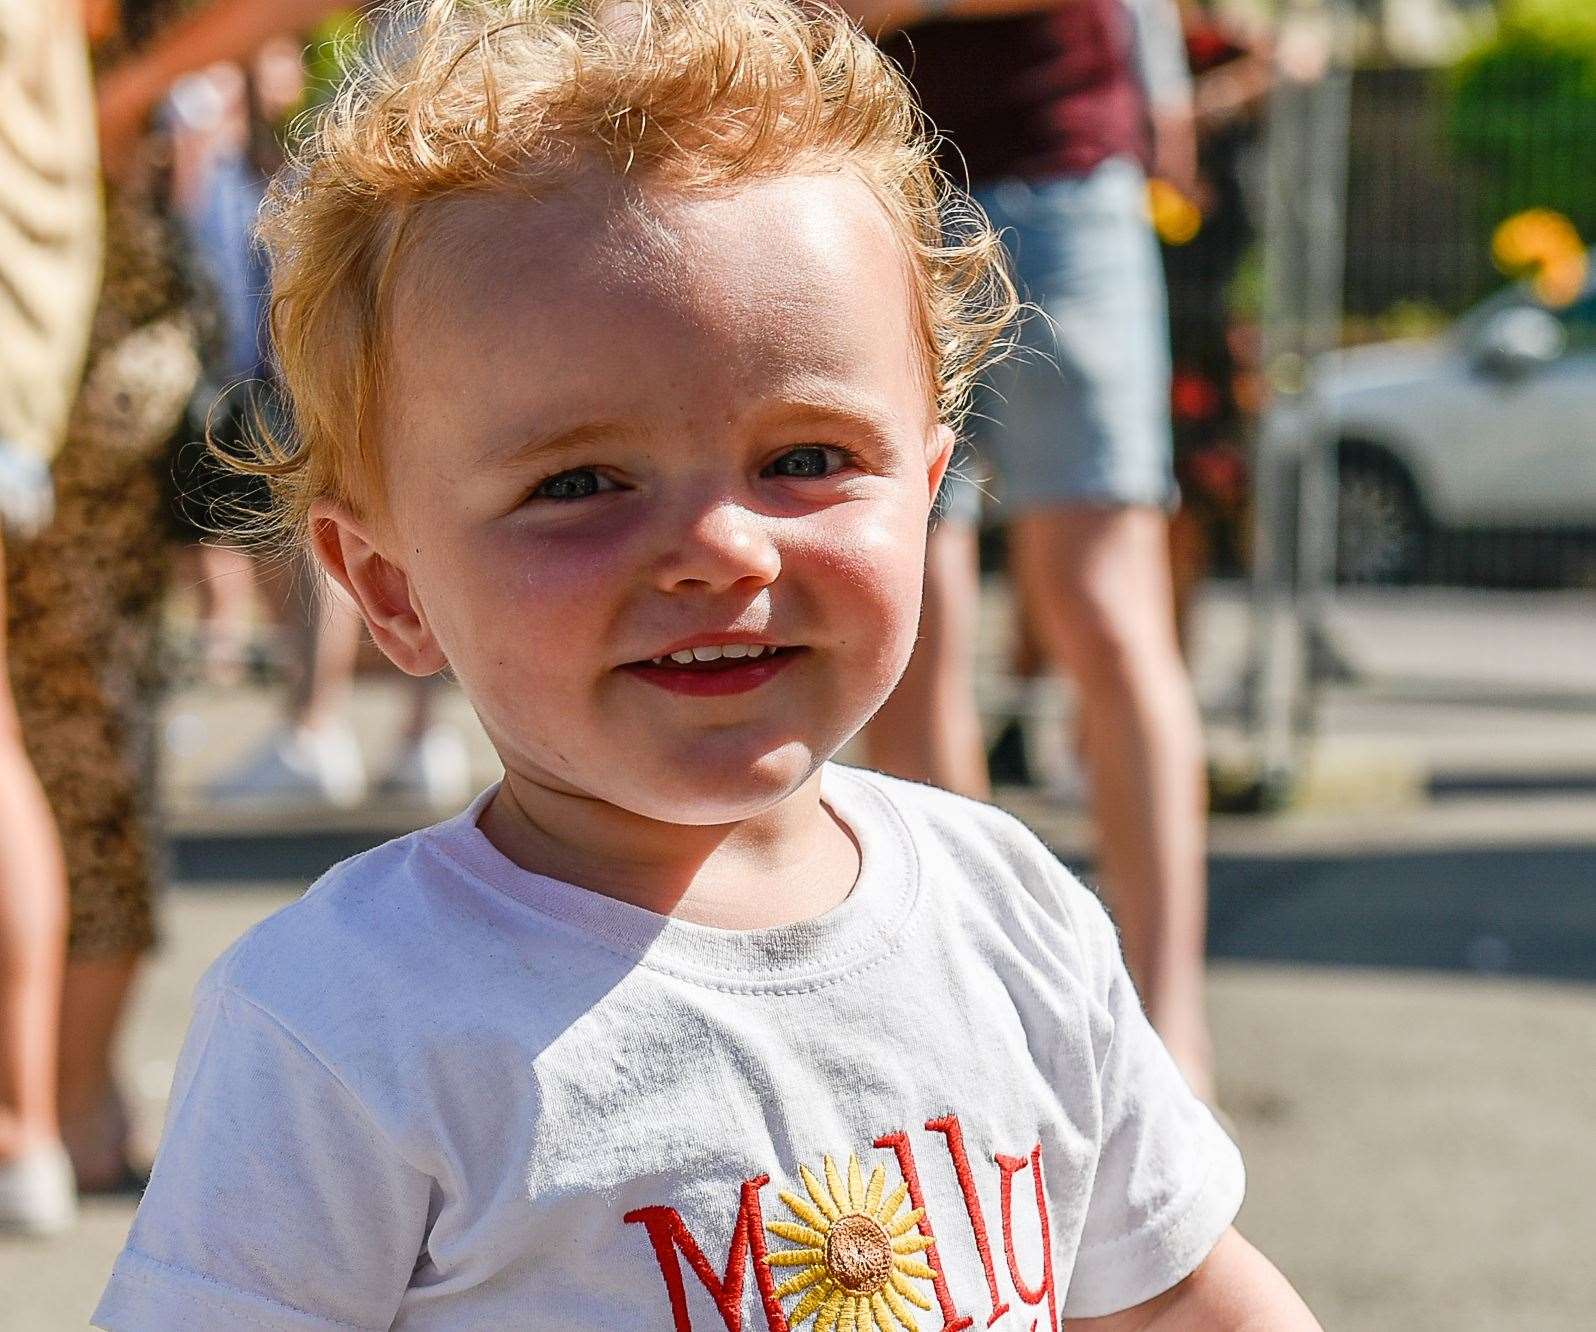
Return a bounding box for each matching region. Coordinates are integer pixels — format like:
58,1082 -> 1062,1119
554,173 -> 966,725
4,7 -> 204,959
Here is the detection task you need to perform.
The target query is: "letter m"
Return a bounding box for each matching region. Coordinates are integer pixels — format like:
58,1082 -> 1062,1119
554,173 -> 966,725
625,1175 -> 790,1332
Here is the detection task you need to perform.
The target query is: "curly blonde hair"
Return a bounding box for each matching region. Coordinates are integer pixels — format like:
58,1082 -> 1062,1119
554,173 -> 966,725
240,0 -> 1016,547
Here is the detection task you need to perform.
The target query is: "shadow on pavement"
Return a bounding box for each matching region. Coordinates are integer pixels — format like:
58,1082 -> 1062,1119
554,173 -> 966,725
1206,845 -> 1596,982
171,831 -> 1596,984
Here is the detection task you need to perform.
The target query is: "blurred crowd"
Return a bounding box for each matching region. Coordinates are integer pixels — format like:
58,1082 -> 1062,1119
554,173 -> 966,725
0,0 -> 1269,1235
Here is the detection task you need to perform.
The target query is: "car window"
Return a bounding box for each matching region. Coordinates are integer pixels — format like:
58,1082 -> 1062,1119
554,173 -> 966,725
1453,272 -> 1596,354
1454,286 -> 1530,345
1555,291 -> 1596,353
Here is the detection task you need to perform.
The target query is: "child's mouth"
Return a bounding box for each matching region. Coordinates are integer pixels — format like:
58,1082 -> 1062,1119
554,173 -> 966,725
621,645 -> 802,697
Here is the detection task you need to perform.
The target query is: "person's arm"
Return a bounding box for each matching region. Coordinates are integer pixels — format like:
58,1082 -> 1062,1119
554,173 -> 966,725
1124,0 -> 1198,198
1192,47 -> 1273,130
96,0 -> 361,167
1066,1229 -> 1321,1331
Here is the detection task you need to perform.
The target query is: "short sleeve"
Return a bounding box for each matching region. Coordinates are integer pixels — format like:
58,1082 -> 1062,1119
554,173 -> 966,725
1062,888 -> 1244,1319
94,983 -> 433,1331
1126,0 -> 1195,113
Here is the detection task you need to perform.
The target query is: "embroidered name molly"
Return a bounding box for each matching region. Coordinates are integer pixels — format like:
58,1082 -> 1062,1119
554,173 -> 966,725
624,1114 -> 1058,1332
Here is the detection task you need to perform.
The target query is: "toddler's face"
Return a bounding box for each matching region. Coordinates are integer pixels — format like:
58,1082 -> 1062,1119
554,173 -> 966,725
341,171 -> 950,823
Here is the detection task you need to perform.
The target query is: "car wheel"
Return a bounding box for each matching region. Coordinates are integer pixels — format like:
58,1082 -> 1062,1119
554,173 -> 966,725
1336,453 -> 1424,584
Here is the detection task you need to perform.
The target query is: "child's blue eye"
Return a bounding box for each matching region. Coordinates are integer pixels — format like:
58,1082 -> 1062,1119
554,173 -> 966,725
766,446 -> 843,479
534,469 -> 609,500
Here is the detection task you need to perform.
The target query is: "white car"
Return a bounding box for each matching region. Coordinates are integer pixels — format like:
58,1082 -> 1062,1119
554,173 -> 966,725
1318,279 -> 1596,583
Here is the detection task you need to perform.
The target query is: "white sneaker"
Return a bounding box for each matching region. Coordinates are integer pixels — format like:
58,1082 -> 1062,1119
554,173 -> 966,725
206,722 -> 368,808
1017,678 -> 1091,806
379,724 -> 471,810
0,1143 -> 77,1237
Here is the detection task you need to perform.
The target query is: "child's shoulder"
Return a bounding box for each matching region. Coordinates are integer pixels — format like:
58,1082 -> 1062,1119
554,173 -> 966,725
837,766 -> 1124,1010
196,803 -> 537,1051
836,762 -> 1048,851
203,821 -> 452,1007
834,765 -> 1113,937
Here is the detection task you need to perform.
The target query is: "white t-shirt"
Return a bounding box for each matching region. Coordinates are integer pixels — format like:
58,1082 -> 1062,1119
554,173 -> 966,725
96,767 -> 1242,1331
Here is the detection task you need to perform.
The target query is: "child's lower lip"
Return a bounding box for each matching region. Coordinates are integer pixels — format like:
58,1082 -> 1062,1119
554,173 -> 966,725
620,649 -> 801,696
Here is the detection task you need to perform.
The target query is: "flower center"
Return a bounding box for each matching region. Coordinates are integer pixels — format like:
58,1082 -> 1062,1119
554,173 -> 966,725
824,1213 -> 894,1295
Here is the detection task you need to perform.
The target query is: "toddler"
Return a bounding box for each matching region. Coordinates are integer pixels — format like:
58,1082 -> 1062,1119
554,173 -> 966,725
96,2 -> 1317,1327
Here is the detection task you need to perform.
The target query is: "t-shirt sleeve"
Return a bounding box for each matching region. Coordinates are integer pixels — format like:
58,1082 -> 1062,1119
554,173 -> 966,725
1061,886 -> 1245,1320
1126,0 -> 1195,112
93,981 -> 433,1331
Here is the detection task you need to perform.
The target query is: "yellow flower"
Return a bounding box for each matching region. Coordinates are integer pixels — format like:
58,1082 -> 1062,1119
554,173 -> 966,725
1490,210 -> 1588,308
766,1154 -> 938,1332
1147,178 -> 1203,246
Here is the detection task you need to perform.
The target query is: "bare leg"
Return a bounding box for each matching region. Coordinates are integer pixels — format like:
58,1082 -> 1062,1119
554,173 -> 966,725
1011,577 -> 1049,681
209,558 -> 367,806
1013,505 -> 1213,1099
189,541 -> 258,682
861,521 -> 990,799
56,953 -> 140,1188
1167,499 -> 1209,661
289,563 -> 362,733
0,540 -> 68,1164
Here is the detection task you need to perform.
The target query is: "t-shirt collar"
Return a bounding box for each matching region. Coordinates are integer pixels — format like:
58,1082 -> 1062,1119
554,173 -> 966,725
423,765 -> 920,992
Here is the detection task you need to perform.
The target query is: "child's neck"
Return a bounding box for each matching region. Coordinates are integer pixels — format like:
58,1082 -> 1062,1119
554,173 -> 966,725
478,768 -> 860,930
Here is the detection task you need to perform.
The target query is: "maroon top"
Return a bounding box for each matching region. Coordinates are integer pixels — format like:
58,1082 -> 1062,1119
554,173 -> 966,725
879,0 -> 1148,190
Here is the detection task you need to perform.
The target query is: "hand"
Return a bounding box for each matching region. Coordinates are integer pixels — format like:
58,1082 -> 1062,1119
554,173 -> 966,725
1150,106 -> 1200,203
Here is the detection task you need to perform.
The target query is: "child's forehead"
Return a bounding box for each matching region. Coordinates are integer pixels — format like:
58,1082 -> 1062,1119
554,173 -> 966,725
390,168 -> 910,334
376,169 -> 935,467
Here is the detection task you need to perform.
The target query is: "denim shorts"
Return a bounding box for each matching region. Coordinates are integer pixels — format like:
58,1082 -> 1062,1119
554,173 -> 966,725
942,157 -> 1177,523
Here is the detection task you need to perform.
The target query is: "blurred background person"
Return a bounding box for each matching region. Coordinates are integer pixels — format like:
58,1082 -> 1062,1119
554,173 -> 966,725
158,26 -> 368,807
6,0 -> 214,1201
0,0 -> 101,1236
3,0 -> 361,1208
160,11 -> 467,811
165,47 -> 283,688
855,0 -> 1218,1099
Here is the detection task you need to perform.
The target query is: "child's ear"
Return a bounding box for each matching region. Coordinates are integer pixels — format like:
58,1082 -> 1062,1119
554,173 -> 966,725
926,423 -> 956,500
308,500 -> 448,678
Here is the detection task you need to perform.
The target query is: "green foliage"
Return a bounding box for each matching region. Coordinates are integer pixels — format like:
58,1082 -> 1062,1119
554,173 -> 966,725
1447,0 -> 1596,240
301,11 -> 367,109
1342,301 -> 1450,349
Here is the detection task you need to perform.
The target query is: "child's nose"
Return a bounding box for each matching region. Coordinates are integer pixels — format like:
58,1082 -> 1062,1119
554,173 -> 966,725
652,499 -> 782,594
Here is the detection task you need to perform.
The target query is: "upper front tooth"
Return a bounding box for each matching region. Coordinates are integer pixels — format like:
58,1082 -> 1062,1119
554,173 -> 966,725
721,644 -> 749,658
691,645 -> 724,662
746,644 -> 766,658
670,649 -> 697,664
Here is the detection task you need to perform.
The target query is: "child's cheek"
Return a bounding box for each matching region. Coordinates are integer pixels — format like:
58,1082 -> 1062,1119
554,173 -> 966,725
812,492 -> 927,584
468,512 -> 636,614
798,499 -> 927,650
434,523 -> 620,674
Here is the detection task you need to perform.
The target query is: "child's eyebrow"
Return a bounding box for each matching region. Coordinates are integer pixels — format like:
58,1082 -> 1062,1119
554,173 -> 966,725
752,390 -> 904,445
481,390 -> 902,472
483,420 -> 631,472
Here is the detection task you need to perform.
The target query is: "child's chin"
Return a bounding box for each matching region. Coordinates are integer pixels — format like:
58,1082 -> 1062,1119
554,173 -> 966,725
618,746 -> 824,825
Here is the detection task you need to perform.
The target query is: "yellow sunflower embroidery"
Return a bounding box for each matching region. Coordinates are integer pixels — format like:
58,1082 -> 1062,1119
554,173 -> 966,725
765,1154 -> 938,1332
